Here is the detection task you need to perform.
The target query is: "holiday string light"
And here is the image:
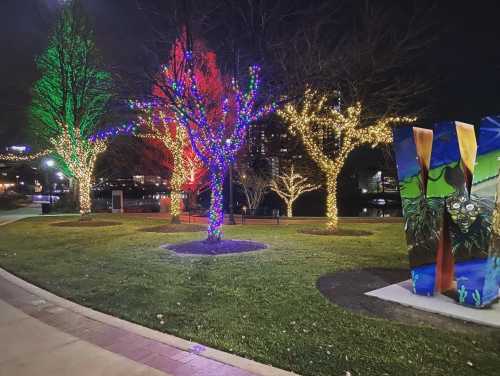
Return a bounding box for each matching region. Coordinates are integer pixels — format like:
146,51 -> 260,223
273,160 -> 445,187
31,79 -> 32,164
270,165 -> 320,217
27,1 -> 114,217
0,124 -> 125,217
130,34 -> 207,224
88,122 -> 137,142
0,149 -> 50,161
50,125 -> 107,215
165,48 -> 275,241
278,89 -> 416,230
132,101 -> 203,223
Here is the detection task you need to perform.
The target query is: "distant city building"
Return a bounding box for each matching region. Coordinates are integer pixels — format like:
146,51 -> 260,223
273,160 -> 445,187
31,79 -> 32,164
0,179 -> 15,193
132,175 -> 168,186
246,119 -> 306,176
357,169 -> 399,194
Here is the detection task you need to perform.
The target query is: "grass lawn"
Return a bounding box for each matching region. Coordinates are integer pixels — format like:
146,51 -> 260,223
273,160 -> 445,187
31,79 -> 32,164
0,214 -> 499,376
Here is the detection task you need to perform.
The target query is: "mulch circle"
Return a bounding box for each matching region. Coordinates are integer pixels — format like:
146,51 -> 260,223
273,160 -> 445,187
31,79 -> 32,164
50,220 -> 122,227
163,239 -> 267,256
140,224 -> 206,233
298,228 -> 373,236
317,268 -> 499,335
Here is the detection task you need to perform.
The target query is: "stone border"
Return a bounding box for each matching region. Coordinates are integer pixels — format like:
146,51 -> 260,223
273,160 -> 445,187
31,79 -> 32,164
0,267 -> 297,376
365,279 -> 500,328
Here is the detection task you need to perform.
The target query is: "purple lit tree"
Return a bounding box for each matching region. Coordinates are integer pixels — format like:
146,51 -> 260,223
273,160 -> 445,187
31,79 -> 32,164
159,37 -> 274,241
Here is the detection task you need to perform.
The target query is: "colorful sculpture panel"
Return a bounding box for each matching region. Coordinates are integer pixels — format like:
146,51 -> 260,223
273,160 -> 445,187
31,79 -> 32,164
393,117 -> 500,308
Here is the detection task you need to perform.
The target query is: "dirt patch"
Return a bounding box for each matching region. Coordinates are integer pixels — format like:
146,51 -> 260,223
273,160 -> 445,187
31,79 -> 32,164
317,268 -> 500,335
163,239 -> 267,256
51,220 -> 122,227
299,228 -> 373,236
140,224 -> 206,233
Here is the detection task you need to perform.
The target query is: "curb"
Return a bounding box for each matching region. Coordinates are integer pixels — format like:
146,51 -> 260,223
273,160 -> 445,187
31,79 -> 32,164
0,267 -> 298,376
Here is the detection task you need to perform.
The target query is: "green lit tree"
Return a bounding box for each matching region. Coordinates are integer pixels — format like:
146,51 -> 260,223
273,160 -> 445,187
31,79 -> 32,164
30,0 -> 112,216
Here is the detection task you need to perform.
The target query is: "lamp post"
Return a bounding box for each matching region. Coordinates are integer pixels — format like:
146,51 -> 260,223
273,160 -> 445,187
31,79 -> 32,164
44,159 -> 55,205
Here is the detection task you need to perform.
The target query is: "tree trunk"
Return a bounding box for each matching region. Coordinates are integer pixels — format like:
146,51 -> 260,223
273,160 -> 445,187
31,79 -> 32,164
186,190 -> 198,210
325,172 -> 339,231
286,201 -> 293,217
170,157 -> 184,224
207,165 -> 225,242
69,177 -> 79,210
78,175 -> 92,219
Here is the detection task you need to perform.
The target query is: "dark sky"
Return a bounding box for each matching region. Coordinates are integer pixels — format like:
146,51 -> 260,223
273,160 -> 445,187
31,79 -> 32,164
1,0 -> 500,149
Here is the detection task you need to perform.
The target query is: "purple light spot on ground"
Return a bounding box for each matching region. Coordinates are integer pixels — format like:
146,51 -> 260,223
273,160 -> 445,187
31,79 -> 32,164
164,240 -> 267,256
190,344 -> 206,353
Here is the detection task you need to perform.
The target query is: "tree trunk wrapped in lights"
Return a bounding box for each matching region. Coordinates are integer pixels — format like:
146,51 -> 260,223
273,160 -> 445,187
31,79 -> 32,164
154,35 -> 275,241
208,163 -> 226,240
50,126 -> 107,215
278,89 -> 416,231
134,106 -> 204,223
29,0 -> 112,217
270,165 -> 319,217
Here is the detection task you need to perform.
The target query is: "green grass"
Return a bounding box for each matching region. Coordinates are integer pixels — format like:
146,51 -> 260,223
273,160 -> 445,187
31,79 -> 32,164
0,214 -> 499,375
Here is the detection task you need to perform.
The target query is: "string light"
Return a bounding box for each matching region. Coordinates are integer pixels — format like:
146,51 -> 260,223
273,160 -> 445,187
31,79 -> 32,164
130,33 -> 207,224
270,165 -> 320,217
132,103 -> 203,223
26,1 -> 114,217
0,150 -> 50,161
88,123 -> 137,142
165,48 -> 275,241
50,125 -> 107,216
278,89 -> 416,230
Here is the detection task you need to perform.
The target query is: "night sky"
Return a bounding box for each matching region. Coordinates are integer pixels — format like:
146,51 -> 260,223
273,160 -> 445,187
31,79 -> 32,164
1,0 -> 500,149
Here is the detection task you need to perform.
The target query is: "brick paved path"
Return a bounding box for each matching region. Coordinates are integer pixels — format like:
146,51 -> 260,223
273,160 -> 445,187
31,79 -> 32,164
0,271 -> 295,376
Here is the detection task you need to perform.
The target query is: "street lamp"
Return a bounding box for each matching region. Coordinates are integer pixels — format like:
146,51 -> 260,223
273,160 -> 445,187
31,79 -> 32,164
43,158 -> 55,204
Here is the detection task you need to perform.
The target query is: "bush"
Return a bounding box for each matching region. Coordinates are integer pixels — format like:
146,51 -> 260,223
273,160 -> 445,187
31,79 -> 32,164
51,193 -> 79,213
0,193 -> 30,210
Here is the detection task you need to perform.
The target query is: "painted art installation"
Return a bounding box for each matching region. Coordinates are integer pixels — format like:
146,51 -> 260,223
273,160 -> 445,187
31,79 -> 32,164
393,118 -> 500,308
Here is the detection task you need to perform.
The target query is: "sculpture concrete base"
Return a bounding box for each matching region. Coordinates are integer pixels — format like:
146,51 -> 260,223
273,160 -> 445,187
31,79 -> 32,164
365,280 -> 500,328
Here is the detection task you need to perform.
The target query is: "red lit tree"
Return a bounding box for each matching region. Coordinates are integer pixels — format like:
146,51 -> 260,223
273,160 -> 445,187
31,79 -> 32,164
133,35 -> 208,223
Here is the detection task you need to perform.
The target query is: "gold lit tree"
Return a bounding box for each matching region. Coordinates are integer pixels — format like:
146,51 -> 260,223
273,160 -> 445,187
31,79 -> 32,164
270,165 -> 319,217
278,89 -> 416,230
51,126 -> 108,215
135,108 -> 202,223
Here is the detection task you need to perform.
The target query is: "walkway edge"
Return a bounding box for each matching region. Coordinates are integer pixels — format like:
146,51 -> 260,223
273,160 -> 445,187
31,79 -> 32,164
0,267 -> 298,376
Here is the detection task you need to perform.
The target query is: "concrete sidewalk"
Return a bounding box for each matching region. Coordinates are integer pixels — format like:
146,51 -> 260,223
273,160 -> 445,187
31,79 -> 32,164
0,204 -> 41,226
0,300 -> 167,376
0,269 -> 297,376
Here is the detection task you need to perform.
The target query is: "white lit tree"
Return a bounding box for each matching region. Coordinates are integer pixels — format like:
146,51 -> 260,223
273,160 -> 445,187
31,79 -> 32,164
237,167 -> 269,214
270,164 -> 319,217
